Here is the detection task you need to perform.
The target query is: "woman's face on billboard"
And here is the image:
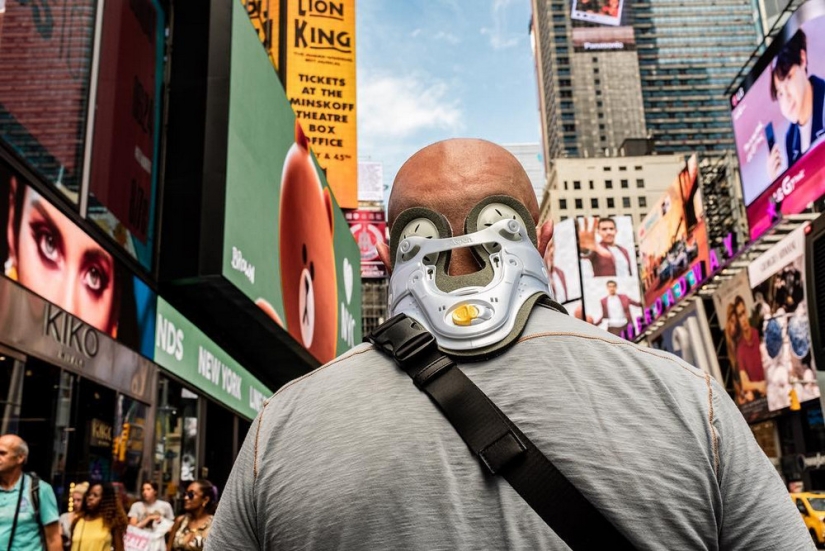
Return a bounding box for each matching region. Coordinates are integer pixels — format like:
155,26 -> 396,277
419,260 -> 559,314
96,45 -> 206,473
8,184 -> 116,333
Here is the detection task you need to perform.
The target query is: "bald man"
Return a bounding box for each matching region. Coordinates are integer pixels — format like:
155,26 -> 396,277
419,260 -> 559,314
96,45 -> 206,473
208,139 -> 809,550
0,435 -> 61,551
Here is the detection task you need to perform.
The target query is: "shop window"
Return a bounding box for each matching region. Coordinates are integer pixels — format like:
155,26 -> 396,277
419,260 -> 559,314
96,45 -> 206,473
155,377 -> 201,510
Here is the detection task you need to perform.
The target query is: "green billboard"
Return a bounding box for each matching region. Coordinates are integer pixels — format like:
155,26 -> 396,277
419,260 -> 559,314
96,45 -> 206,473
154,298 -> 272,420
222,0 -> 362,366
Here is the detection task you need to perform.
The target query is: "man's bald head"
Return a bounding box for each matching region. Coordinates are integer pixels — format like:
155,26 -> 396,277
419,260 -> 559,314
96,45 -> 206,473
0,434 -> 28,477
388,139 -> 540,230
377,139 -> 553,275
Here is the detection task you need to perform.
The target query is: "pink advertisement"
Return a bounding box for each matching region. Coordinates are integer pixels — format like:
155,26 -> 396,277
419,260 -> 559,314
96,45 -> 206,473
730,1 -> 825,239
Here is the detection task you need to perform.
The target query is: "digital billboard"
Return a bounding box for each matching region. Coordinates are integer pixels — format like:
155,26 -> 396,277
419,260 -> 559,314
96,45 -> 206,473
638,154 -> 709,309
577,215 -> 642,337
87,0 -> 165,270
571,0 -> 624,27
345,209 -> 387,279
284,0 -> 358,209
358,161 -> 384,203
544,218 -> 581,304
648,300 -> 723,386
571,24 -> 635,52
0,160 -> 156,358
0,0 -> 97,202
222,0 -> 361,365
730,0 -> 825,239
748,225 -> 819,412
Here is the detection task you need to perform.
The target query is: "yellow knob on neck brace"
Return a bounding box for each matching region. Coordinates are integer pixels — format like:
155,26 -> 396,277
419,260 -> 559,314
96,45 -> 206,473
452,304 -> 479,326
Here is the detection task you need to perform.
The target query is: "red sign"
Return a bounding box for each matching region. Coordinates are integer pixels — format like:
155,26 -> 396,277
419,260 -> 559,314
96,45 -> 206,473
345,209 -> 387,278
89,0 -> 162,241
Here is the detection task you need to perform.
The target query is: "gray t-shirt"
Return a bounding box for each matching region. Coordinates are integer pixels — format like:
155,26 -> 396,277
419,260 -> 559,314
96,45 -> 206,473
207,306 -> 813,550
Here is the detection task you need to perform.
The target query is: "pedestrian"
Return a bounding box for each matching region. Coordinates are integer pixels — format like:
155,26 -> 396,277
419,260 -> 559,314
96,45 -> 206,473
128,481 -> 174,531
70,482 -> 127,551
0,434 -> 62,551
207,139 -> 812,549
59,482 -> 88,549
167,480 -> 215,550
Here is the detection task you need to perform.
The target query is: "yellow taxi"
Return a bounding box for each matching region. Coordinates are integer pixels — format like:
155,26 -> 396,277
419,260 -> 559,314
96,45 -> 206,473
792,492 -> 825,547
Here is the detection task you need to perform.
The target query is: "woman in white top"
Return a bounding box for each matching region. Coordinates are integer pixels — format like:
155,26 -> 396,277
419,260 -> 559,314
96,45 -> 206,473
128,481 -> 175,531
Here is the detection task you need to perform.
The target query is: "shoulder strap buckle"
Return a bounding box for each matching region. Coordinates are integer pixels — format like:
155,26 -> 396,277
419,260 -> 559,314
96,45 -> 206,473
367,314 -> 438,368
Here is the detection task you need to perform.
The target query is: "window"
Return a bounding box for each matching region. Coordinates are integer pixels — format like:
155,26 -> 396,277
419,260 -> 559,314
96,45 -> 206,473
596,90 -> 602,96
591,198 -> 599,208
589,180 -> 594,190
636,178 -> 645,188
619,166 -> 627,171
575,198 -> 583,209
573,180 -> 581,190
634,166 -> 643,171
620,179 -> 629,189
559,198 -> 567,210
597,101 -> 603,108
598,113 -> 604,119
560,215 -> 568,221
600,135 -> 606,141
592,56 -> 598,62
603,166 -> 611,172
594,67 -> 599,74
638,196 -> 647,208
595,79 -> 601,85
605,180 -> 613,188
599,124 -> 605,130
607,197 -> 615,208
564,181 -> 568,190
622,197 -> 631,208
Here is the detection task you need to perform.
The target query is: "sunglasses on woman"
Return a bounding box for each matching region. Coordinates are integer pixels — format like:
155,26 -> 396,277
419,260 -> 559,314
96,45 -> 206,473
184,491 -> 199,500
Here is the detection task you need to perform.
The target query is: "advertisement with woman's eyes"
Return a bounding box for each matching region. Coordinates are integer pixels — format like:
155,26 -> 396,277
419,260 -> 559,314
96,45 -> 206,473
0,161 -> 156,358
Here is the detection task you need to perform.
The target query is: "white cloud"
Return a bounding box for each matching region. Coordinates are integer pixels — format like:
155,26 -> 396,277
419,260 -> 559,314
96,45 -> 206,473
410,28 -> 422,38
358,72 -> 463,140
434,31 -> 460,44
481,0 -> 520,50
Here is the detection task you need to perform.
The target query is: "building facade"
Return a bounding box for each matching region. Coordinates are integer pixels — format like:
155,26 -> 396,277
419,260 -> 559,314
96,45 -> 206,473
543,154 -> 686,228
530,0 -> 647,163
503,143 -> 547,205
632,0 -> 761,155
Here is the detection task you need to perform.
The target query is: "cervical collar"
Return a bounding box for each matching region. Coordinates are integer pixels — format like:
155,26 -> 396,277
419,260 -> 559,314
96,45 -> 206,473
388,195 -> 554,359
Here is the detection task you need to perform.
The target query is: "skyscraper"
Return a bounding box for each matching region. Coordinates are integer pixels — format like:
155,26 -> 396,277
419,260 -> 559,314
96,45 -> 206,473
530,0 -> 646,162
632,0 -> 761,155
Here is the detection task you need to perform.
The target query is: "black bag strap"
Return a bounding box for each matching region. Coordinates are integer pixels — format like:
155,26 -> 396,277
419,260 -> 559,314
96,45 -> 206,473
28,472 -> 46,548
368,314 -> 636,551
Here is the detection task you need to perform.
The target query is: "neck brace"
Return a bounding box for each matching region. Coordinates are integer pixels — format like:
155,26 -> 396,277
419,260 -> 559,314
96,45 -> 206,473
388,214 -> 554,359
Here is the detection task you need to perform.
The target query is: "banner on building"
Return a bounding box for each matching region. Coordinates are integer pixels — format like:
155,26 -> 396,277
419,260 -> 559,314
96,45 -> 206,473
544,218 -> 582,304
577,215 -> 642,337
241,0 -> 280,71
571,0 -> 625,27
284,0 -> 357,208
345,209 -> 387,278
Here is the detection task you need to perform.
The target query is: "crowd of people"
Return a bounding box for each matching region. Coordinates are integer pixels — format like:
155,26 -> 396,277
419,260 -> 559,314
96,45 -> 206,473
0,434 -> 217,551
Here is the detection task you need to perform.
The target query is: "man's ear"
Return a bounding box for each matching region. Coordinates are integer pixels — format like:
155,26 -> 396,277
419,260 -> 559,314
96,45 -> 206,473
537,220 -> 554,258
377,241 -> 392,275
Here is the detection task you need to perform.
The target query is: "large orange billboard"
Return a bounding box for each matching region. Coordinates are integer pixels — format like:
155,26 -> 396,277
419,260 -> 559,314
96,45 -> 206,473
284,0 -> 357,208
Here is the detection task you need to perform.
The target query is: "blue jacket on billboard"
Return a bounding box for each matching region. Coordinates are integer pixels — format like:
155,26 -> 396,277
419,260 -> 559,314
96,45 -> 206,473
786,74 -> 825,165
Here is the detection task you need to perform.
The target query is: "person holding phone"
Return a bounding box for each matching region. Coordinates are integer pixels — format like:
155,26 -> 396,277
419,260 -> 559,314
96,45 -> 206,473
768,29 -> 825,181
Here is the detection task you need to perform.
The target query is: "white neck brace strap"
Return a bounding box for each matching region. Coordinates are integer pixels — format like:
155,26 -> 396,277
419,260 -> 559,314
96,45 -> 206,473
388,197 -> 555,358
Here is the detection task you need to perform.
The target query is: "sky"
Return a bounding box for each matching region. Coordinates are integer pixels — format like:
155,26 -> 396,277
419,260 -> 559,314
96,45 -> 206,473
356,0 -> 542,196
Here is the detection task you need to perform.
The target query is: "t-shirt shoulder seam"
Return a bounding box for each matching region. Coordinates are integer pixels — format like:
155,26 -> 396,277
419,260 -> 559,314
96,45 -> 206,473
517,331 -> 707,380
252,346 -> 377,479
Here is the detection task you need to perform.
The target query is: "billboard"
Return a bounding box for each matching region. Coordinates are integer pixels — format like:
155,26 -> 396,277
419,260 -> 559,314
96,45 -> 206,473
358,161 -> 384,203
571,0 -> 624,27
577,215 -> 642,336
0,0 -> 97,202
155,298 -> 271,420
284,0 -> 357,209
222,0 -> 361,365
87,0 -> 164,270
571,24 -> 635,52
544,218 -> 581,304
345,209 -> 387,278
730,0 -> 825,240
0,160 -> 156,358
638,155 -> 709,308
242,0 -> 280,71
748,225 -> 819,412
648,300 -> 723,386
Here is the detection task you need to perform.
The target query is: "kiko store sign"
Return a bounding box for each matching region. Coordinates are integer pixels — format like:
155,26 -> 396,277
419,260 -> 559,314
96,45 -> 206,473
0,276 -> 155,403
